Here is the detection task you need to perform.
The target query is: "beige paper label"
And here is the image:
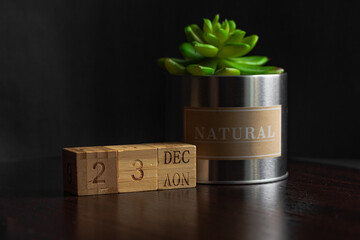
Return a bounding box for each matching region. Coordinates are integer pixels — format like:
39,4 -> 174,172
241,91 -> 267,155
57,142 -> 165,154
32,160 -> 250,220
184,105 -> 281,160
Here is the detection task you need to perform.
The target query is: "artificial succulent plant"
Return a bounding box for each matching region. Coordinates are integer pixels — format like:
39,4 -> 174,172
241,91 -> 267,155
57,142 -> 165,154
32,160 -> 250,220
158,14 -> 284,76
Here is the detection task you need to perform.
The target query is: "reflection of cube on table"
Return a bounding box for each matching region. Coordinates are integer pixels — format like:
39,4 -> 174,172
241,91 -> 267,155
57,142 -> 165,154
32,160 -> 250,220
62,146 -> 117,196
146,143 -> 196,190
105,145 -> 158,193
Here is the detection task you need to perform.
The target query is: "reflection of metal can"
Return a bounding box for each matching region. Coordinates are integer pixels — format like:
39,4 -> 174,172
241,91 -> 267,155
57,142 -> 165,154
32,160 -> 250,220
182,74 -> 288,184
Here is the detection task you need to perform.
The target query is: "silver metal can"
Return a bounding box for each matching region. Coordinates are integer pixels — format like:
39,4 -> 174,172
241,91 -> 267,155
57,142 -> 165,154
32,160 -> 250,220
182,73 -> 288,184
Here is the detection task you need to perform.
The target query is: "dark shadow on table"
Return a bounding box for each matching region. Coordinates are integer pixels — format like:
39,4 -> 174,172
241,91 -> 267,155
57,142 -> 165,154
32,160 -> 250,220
0,157 -> 64,198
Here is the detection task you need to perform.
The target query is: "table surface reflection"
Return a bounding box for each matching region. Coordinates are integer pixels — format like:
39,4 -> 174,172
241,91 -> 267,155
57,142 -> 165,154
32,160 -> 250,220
0,158 -> 359,239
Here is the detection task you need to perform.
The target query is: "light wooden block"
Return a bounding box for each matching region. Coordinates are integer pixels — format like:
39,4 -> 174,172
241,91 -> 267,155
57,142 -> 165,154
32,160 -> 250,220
62,146 -> 117,196
105,145 -> 158,193
146,142 -> 196,190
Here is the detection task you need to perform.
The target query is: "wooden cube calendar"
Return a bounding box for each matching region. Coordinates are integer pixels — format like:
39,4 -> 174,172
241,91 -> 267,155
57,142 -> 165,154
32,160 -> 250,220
62,143 -> 196,196
105,145 -> 158,193
145,143 -> 196,190
62,146 -> 118,196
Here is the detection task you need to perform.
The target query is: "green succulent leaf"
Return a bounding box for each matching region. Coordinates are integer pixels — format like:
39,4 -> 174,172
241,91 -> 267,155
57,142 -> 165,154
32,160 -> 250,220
164,58 -> 187,75
158,57 -> 165,68
228,20 -> 236,33
229,56 -> 269,65
203,18 -> 213,34
193,42 -> 218,57
212,14 -> 220,29
214,22 -> 221,32
169,57 -> 200,66
227,30 -> 246,43
160,14 -> 284,76
186,64 -> 215,76
222,20 -> 230,32
221,59 -> 284,74
158,57 -> 199,68
179,42 -> 204,60
203,33 -> 219,46
242,35 -> 259,51
185,24 -> 205,43
215,27 -> 229,44
198,58 -> 218,69
218,43 -> 251,58
215,67 -> 240,75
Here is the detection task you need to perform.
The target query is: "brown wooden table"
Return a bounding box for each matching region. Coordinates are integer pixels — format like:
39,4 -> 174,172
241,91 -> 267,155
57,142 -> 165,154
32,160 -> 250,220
1,158 -> 359,240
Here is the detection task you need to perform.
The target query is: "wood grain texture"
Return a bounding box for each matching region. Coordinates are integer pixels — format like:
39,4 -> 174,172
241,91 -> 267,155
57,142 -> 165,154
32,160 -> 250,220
146,142 -> 196,190
63,143 -> 196,195
1,159 -> 360,239
106,145 -> 158,192
62,147 -> 117,196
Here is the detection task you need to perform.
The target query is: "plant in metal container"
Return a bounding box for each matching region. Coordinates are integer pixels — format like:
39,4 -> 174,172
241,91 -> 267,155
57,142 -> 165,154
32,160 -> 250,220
158,14 -> 284,76
159,14 -> 288,185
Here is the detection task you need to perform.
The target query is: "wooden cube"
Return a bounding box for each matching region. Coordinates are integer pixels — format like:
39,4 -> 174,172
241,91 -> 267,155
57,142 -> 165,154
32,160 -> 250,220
105,145 -> 158,193
62,146 -> 118,196
146,143 -> 196,190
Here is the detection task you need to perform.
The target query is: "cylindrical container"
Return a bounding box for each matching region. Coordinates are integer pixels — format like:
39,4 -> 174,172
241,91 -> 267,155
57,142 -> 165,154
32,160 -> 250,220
182,73 -> 287,184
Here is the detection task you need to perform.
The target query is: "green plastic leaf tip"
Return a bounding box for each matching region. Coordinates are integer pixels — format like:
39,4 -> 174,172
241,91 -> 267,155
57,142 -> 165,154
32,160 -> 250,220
218,43 -> 251,58
164,58 -> 187,75
203,33 -> 219,47
168,58 -> 199,66
229,56 -> 269,66
215,27 -> 229,44
184,25 -> 204,43
222,59 -> 284,75
227,30 -> 246,43
212,14 -> 220,28
179,42 -> 203,60
228,20 -> 236,33
242,35 -> 259,51
203,18 -> 213,34
186,64 -> 215,76
222,20 -> 230,33
215,67 -> 240,76
193,42 -> 218,57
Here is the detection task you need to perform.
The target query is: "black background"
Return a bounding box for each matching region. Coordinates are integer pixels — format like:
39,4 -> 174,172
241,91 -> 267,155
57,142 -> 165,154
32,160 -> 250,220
1,0 -> 359,162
